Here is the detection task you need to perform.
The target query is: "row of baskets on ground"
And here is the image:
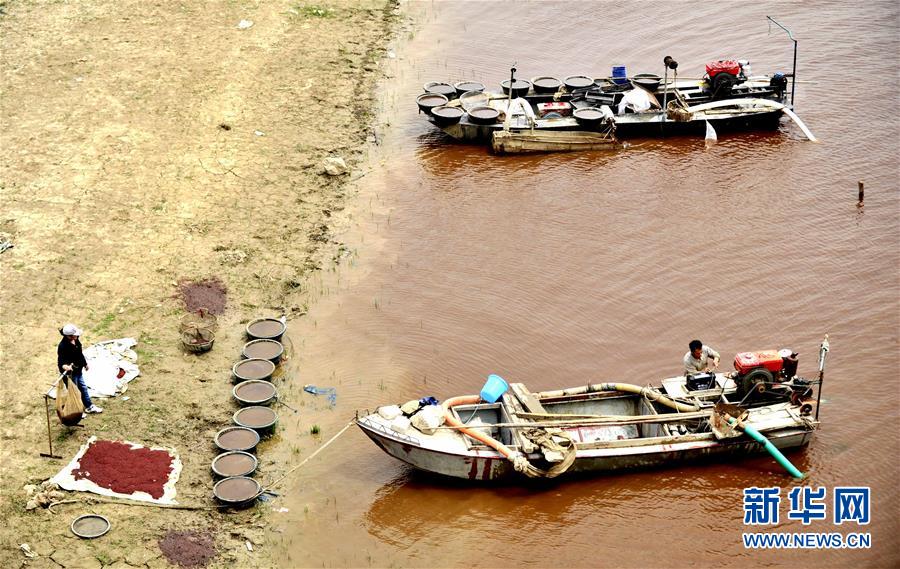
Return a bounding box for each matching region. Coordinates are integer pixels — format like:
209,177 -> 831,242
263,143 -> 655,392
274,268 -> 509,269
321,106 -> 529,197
207,316 -> 288,508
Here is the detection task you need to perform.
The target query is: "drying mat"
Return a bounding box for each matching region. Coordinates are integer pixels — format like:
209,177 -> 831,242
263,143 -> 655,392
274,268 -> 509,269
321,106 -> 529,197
51,436 -> 181,504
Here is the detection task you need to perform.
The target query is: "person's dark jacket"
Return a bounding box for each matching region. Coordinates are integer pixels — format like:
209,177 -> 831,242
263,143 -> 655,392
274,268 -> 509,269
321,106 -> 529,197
57,336 -> 87,374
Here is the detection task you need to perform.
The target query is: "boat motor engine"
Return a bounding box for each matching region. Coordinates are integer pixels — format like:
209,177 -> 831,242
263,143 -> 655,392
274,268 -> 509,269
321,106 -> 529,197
733,349 -> 801,396
769,72 -> 789,97
779,348 -> 799,379
705,60 -> 741,99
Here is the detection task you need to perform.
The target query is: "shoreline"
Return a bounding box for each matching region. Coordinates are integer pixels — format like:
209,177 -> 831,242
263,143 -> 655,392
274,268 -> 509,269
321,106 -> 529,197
0,1 -> 402,567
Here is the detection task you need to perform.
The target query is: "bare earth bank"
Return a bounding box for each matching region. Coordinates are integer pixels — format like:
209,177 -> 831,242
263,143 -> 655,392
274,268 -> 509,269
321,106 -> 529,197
0,1 -> 400,567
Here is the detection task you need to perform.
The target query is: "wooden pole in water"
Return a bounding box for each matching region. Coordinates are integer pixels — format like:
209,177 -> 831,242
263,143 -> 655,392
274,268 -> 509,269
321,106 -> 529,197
858,181 -> 864,206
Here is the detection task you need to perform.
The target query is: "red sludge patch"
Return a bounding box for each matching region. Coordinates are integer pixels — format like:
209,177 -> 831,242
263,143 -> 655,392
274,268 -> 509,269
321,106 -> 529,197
72,440 -> 174,499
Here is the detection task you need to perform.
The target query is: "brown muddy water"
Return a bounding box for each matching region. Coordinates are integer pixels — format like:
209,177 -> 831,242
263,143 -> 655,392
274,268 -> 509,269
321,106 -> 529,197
273,2 -> 899,568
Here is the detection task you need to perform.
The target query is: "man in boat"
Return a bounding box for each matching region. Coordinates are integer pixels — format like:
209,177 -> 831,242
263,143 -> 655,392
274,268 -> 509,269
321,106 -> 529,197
684,339 -> 720,375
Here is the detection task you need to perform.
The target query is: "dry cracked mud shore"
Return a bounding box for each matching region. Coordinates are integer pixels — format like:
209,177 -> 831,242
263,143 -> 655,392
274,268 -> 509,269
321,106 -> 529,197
0,1 -> 401,567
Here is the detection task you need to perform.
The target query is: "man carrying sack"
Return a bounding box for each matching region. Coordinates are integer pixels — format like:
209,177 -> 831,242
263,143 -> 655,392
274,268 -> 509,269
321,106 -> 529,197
57,323 -> 103,415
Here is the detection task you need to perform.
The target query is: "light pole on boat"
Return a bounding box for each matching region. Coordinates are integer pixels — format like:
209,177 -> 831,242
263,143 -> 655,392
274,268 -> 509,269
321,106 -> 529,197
767,16 -> 798,108
815,334 -> 829,421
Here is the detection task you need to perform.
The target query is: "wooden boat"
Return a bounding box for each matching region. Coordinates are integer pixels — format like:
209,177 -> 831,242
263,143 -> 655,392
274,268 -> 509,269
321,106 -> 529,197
356,341 -> 827,482
491,129 -> 618,155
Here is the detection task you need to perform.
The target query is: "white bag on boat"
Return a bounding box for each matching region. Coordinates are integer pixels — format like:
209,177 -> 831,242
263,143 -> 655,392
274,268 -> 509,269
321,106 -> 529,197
465,417 -> 493,439
410,404 -> 445,435
617,88 -> 652,115
391,416 -> 411,434
378,405 -> 402,420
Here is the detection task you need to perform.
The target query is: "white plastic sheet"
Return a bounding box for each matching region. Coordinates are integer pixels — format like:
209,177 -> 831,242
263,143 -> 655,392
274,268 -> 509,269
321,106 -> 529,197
49,338 -> 140,399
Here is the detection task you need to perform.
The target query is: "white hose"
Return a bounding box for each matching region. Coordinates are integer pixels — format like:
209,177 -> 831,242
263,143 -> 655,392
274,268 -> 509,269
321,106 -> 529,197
686,98 -> 817,142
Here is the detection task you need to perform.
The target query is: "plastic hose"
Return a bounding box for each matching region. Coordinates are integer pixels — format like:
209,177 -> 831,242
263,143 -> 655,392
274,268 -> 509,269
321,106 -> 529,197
442,395 -> 543,477
727,417 -> 804,479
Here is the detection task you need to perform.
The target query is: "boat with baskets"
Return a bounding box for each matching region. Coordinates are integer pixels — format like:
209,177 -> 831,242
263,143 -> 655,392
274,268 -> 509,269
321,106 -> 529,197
415,19 -> 815,153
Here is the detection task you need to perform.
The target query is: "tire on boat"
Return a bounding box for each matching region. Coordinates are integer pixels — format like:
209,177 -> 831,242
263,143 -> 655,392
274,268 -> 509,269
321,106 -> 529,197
740,367 -> 774,397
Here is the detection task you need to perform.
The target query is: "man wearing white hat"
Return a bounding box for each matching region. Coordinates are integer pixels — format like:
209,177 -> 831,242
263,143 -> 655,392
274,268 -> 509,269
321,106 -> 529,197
57,324 -> 103,414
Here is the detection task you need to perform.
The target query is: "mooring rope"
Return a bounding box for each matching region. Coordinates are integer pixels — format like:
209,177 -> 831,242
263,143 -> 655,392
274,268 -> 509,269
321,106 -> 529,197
256,419 -> 356,496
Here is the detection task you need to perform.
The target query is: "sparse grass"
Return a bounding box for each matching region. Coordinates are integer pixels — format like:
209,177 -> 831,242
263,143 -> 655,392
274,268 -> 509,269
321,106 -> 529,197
92,312 -> 117,336
135,333 -> 161,362
309,424 -> 320,435
295,4 -> 334,19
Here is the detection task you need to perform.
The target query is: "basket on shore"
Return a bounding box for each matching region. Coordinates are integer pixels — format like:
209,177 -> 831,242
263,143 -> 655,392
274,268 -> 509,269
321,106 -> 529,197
182,327 -> 215,353
179,308 -> 218,334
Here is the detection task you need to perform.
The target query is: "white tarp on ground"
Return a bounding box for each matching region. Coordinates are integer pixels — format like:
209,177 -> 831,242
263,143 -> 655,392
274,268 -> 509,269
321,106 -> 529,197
50,436 -> 181,505
49,338 -> 140,399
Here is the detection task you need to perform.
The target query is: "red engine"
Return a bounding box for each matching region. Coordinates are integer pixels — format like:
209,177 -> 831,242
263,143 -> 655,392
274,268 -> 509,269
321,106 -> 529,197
706,60 -> 741,78
733,348 -> 808,406
734,350 -> 783,375
705,60 -> 742,99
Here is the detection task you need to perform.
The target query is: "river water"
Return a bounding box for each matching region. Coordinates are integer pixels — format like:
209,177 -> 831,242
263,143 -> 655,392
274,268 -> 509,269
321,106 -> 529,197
273,2 -> 899,567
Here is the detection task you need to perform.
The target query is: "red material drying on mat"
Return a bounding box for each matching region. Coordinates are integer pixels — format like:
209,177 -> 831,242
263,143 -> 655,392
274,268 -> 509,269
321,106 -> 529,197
72,440 -> 174,499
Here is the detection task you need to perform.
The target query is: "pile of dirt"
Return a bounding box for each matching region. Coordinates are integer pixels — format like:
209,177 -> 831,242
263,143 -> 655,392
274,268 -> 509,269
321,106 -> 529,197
159,530 -> 217,568
178,278 -> 227,314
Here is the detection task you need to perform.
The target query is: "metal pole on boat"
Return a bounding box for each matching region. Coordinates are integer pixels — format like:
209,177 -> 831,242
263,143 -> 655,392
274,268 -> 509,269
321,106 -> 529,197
662,65 -> 668,131
814,334 -> 829,421
662,56 -> 678,132
503,65 -> 516,133
767,16 -> 798,107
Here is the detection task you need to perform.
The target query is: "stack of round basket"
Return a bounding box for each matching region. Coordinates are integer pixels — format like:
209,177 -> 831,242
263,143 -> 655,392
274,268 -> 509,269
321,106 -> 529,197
180,308 -> 218,353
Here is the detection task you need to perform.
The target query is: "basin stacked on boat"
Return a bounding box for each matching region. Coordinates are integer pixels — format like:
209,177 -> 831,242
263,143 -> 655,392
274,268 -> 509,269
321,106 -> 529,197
212,317 -> 287,508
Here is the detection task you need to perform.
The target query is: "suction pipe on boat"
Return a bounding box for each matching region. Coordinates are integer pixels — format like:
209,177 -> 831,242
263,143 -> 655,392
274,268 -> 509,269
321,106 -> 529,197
441,395 -> 568,478
726,416 -> 804,479
684,98 -> 817,141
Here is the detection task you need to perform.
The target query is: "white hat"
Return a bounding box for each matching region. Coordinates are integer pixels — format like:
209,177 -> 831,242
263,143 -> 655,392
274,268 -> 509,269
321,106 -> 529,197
62,323 -> 83,336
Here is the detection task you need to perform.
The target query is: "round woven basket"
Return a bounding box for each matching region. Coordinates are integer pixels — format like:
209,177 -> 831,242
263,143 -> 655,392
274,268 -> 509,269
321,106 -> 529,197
181,328 -> 214,353
179,308 -> 218,333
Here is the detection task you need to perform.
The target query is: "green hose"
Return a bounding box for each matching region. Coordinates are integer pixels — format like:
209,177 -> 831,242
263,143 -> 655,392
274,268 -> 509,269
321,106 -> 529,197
727,417 -> 804,479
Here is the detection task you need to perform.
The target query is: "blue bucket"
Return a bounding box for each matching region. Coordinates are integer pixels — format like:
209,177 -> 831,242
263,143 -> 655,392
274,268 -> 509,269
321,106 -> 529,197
612,65 -> 627,85
480,374 -> 509,403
